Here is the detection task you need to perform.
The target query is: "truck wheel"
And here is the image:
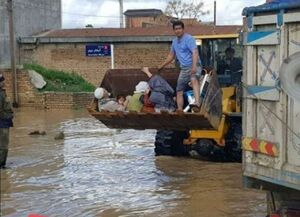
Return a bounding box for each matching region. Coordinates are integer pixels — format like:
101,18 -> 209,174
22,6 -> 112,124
267,192 -> 276,215
154,130 -> 189,156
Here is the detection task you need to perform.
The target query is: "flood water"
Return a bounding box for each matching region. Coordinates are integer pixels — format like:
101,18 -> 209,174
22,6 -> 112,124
1,108 -> 266,217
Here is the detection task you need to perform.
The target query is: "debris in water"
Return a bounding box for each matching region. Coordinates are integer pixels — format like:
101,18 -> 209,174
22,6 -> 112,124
29,130 -> 46,135
54,132 -> 65,140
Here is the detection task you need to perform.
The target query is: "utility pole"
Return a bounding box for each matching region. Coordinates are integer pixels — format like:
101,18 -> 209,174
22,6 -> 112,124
119,0 -> 124,28
214,0 -> 216,26
7,0 -> 18,107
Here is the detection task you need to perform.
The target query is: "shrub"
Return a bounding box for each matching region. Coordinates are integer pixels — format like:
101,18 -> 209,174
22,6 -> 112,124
24,63 -> 95,92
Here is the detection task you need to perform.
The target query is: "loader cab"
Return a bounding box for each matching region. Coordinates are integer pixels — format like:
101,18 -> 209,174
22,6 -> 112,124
197,36 -> 243,87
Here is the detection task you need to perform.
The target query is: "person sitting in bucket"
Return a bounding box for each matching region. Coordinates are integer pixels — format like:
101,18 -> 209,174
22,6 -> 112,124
94,87 -> 129,112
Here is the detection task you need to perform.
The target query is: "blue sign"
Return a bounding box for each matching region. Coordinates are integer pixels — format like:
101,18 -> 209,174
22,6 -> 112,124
86,44 -> 111,57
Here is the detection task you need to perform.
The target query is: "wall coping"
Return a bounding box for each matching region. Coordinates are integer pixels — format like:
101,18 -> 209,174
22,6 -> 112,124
19,36 -> 173,44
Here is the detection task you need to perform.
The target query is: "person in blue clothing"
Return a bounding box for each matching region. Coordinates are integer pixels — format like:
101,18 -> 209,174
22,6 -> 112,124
158,20 -> 202,112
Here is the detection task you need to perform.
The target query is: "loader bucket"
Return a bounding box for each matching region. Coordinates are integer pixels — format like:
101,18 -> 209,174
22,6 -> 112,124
100,68 -> 180,97
88,68 -> 222,130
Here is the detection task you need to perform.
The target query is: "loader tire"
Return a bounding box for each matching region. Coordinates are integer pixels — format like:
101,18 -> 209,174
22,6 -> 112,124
154,130 -> 189,156
192,139 -> 229,162
224,118 -> 242,162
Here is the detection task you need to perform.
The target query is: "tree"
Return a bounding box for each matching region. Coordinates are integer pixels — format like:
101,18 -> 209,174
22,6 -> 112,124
85,24 -> 93,28
164,0 -> 209,21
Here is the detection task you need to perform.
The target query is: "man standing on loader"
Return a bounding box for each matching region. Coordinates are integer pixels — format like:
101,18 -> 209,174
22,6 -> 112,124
158,20 -> 202,112
0,74 -> 13,169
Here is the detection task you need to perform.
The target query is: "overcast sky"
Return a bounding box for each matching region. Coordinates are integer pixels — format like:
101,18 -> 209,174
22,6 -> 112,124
62,0 -> 265,28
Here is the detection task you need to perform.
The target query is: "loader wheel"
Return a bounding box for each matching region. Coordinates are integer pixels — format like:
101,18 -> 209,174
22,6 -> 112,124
224,118 -> 242,162
154,130 -> 189,156
191,139 -> 229,162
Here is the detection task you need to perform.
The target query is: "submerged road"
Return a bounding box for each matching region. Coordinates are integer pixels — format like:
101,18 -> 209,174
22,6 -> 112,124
0,108 -> 266,217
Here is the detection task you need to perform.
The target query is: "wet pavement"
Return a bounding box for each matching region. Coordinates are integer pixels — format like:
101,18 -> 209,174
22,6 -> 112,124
1,108 -> 266,217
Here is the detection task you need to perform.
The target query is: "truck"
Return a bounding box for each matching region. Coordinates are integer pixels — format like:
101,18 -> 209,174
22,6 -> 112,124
242,0 -> 300,216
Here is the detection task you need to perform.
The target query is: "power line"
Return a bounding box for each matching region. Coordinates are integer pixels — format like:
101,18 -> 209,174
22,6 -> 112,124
12,1 -> 122,19
10,0 -> 244,27
12,0 -> 216,20
63,12 -> 120,19
7,1 -> 122,28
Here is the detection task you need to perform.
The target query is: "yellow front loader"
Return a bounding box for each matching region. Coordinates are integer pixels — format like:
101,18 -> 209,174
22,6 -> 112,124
184,86 -> 242,161
88,68 -> 242,162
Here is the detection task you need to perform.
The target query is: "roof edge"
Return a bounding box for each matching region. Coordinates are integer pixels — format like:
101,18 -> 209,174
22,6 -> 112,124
242,1 -> 300,16
19,36 -> 174,44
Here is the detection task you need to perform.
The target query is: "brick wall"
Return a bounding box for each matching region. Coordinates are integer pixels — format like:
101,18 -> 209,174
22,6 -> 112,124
125,15 -> 170,28
19,42 -> 173,86
0,69 -> 93,109
1,69 -> 37,107
20,43 -> 111,87
114,43 -> 171,68
42,92 -> 94,109
126,17 -> 155,28
16,41 -> 174,108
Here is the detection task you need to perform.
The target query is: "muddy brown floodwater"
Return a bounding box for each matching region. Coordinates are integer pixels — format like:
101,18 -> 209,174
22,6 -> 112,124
0,108 -> 266,217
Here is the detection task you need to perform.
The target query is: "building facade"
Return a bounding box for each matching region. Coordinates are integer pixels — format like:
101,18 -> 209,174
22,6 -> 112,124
0,0 -> 61,68
124,9 -> 169,28
123,9 -> 208,28
19,25 -> 241,86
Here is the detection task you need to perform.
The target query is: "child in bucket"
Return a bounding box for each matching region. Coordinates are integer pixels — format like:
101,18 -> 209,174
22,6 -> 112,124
94,88 -> 128,112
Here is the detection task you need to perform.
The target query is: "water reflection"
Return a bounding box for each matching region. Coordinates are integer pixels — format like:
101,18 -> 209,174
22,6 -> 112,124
0,108 -> 266,217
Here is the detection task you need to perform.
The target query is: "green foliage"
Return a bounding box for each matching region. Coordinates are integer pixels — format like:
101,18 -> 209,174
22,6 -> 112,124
23,63 -> 95,92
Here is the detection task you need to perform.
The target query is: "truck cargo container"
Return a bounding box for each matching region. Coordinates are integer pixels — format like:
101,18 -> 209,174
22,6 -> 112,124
242,1 -> 300,215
